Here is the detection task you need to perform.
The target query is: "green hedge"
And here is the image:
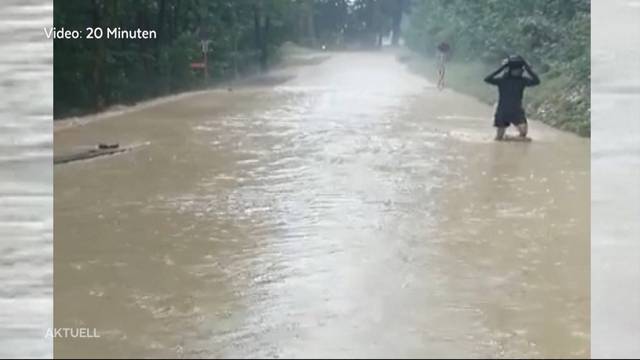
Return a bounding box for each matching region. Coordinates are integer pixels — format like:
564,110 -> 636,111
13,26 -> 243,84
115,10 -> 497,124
404,0 -> 590,136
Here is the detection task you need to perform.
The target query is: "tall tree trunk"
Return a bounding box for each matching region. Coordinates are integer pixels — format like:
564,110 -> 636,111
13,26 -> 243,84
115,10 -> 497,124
391,0 -> 404,46
173,0 -> 180,37
230,2 -> 239,79
136,3 -> 154,93
253,1 -> 261,51
367,0 -> 383,49
254,0 -> 269,73
92,0 -> 105,110
156,0 -> 166,46
261,14 -> 270,72
305,0 -> 316,47
155,0 -> 167,93
297,3 -> 304,45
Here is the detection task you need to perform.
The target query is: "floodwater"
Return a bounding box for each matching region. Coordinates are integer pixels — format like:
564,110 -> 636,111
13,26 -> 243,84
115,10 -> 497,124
54,52 -> 589,358
0,0 -> 53,358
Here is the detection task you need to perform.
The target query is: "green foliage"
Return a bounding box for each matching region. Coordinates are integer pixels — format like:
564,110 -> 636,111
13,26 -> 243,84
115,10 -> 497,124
54,0 -> 300,118
53,0 -> 407,118
404,0 -> 590,136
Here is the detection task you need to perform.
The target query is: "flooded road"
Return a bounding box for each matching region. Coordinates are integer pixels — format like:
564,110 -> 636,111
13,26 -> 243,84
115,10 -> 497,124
54,52 -> 589,358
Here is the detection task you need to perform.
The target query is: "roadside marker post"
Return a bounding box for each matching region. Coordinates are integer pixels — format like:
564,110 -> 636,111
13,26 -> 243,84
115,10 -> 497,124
201,40 -> 210,82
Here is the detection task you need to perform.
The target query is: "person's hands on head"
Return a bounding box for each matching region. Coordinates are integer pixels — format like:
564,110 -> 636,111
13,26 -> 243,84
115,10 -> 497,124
496,58 -> 509,72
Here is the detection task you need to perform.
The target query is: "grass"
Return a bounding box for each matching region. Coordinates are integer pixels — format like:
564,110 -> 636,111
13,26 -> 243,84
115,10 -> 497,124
397,49 -> 590,137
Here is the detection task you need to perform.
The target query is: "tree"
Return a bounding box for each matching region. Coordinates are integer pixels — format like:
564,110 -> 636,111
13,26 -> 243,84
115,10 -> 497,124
53,0 -> 409,118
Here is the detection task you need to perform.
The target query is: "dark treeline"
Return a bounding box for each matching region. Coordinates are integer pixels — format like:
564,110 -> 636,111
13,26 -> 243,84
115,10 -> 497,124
54,0 -> 408,118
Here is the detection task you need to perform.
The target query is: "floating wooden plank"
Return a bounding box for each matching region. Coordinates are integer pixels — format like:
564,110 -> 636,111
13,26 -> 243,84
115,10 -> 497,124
54,145 -> 129,165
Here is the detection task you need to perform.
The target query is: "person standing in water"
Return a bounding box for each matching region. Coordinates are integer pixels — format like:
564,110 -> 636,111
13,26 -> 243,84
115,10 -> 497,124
436,41 -> 451,90
484,55 -> 540,141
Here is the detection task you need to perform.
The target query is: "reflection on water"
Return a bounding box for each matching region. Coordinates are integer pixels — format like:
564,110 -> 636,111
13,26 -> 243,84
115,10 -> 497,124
55,52 -> 588,358
0,0 -> 53,358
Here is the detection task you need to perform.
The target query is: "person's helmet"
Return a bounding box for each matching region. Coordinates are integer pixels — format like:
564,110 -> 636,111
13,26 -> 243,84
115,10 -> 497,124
506,55 -> 525,69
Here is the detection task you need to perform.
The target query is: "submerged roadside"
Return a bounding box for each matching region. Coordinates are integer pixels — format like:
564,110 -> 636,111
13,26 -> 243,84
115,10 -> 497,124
398,49 -> 590,137
404,75 -> 590,357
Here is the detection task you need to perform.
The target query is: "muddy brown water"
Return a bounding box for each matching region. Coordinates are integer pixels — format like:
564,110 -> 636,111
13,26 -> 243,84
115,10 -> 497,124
54,52 -> 589,358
